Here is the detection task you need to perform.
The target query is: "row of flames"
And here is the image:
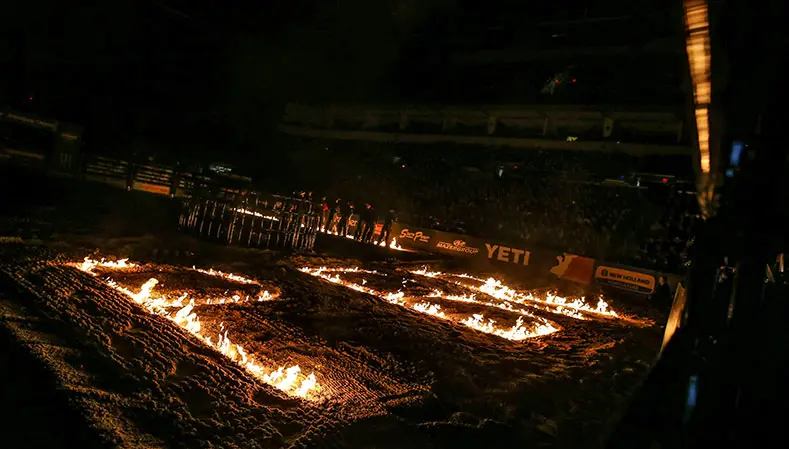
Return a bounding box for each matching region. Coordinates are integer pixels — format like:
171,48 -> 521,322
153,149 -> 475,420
411,268 -> 619,320
318,227 -> 405,251
75,258 -> 320,400
299,267 -> 562,341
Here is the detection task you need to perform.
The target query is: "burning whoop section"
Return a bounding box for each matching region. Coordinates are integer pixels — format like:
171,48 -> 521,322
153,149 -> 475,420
412,268 -> 621,320
1,243 -> 661,448
300,265 -> 630,342
75,257 -> 320,399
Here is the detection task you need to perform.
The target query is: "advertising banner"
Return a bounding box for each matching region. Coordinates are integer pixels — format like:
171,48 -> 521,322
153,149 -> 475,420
481,242 -> 532,266
433,234 -> 483,257
392,224 -> 437,250
391,223 -> 484,257
390,223 -> 667,289
392,223 -> 584,280
549,254 -> 596,285
594,264 -> 656,294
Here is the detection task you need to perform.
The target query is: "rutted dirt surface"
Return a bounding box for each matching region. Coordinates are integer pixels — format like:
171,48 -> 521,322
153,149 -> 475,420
0,243 -> 664,448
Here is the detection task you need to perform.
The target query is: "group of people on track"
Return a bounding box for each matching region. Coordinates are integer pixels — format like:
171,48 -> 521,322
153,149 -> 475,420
316,197 -> 396,247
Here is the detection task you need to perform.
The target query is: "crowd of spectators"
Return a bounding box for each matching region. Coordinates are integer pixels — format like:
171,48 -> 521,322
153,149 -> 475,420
290,142 -> 697,273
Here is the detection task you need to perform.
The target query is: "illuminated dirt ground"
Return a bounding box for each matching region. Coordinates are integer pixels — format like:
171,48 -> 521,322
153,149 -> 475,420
0,243 -> 663,448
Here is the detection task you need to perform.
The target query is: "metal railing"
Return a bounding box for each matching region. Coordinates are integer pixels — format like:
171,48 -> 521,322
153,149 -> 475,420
178,194 -> 319,250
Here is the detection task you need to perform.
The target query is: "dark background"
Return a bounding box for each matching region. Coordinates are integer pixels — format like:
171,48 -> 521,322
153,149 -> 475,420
0,1 -> 682,167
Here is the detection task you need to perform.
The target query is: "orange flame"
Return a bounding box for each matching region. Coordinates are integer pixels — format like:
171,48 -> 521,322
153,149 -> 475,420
78,257 -> 137,272
74,258 -> 319,400
192,267 -> 260,285
413,301 -> 447,318
300,267 -> 558,340
412,267 -> 620,320
318,228 -> 406,250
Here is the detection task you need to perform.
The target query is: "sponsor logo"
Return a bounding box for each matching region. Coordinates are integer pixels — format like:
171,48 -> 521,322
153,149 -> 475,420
436,239 -> 479,254
550,254 -> 577,276
399,228 -> 431,243
550,253 -> 595,284
485,243 -> 530,265
595,266 -> 655,293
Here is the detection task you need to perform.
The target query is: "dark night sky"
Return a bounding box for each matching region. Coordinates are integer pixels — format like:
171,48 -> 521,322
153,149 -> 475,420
0,1 -> 676,165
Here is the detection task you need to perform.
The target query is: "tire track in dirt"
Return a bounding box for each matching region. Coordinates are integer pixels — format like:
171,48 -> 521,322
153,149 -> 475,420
1,244 -> 664,448
1,255 -> 334,448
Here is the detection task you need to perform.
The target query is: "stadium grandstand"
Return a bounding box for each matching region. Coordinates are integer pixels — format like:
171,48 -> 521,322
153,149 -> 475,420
276,1 -> 697,273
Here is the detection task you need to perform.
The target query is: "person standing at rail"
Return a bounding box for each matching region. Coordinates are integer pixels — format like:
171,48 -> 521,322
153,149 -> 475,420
363,203 -> 378,244
319,196 -> 330,231
378,208 -> 396,246
355,203 -> 368,242
328,199 -> 341,233
339,200 -> 352,237
354,202 -> 368,241
651,275 -> 673,312
327,198 -> 339,233
284,196 -> 300,234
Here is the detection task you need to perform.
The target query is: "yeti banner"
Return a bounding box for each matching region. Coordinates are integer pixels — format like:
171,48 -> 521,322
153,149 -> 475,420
390,223 -> 594,284
478,241 -> 591,282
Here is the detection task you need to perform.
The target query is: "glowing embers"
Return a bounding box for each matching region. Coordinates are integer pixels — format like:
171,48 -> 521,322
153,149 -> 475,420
74,258 -> 320,400
413,302 -> 447,318
462,315 -> 556,341
191,267 -> 261,285
78,257 -> 137,272
309,266 -> 384,276
78,257 -> 278,303
300,267 -> 558,341
425,289 -> 569,322
189,265 -> 278,303
384,237 -> 405,250
318,227 -> 406,251
411,267 -> 620,320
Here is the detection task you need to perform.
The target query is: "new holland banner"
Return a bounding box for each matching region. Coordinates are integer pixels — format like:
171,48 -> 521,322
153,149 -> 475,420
594,264 -> 656,294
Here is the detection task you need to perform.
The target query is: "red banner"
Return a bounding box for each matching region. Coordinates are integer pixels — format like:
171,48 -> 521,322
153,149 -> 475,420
549,254 -> 596,285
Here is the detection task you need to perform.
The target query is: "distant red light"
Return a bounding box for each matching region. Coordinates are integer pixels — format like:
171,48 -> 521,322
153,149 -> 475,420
555,79 -> 559,83
29,96 -> 33,100
662,177 -> 668,183
572,78 -> 577,83
513,165 -> 518,169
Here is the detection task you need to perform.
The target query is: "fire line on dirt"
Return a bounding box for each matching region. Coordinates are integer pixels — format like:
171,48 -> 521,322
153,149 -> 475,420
300,266 -> 562,340
300,265 -> 635,342
70,257 -> 641,402
74,257 -> 321,400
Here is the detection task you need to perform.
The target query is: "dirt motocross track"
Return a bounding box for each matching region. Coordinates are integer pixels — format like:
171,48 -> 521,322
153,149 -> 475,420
0,173 -> 664,448
0,242 -> 663,449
